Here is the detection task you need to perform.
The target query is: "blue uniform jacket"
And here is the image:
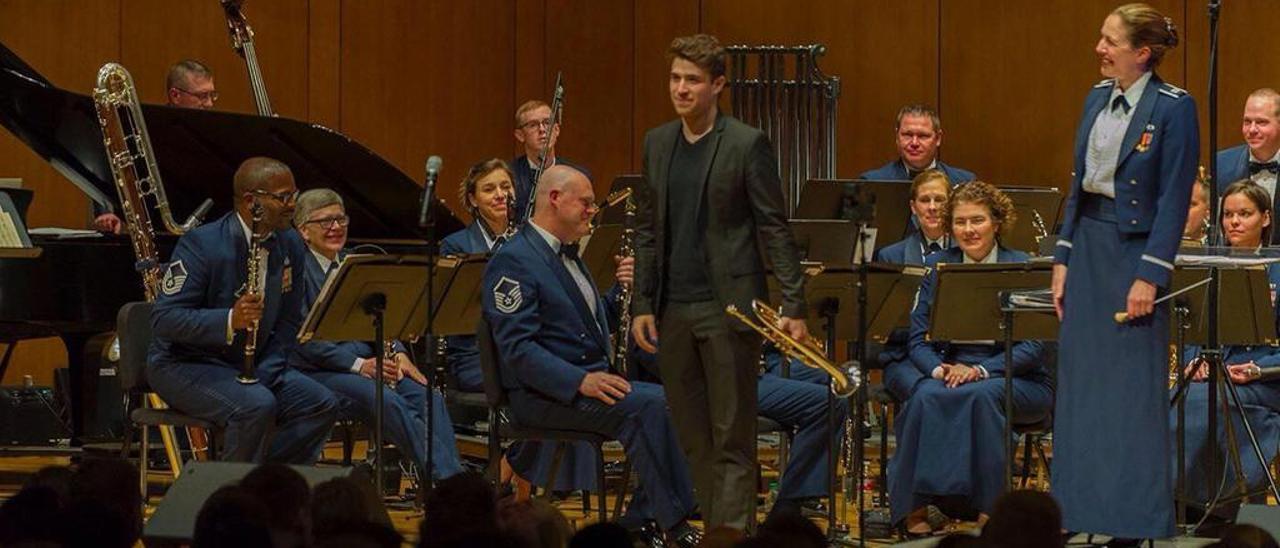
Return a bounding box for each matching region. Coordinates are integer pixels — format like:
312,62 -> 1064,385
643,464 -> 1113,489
482,226 -> 617,404
289,249 -> 405,372
858,159 -> 975,184
1216,145 -> 1280,245
908,247 -> 1048,381
1053,74 -> 1200,288
441,222 -> 493,387
149,212 -> 309,384
874,230 -> 948,266
510,157 -> 590,223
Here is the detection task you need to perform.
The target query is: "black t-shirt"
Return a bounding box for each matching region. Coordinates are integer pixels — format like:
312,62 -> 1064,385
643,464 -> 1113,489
664,132 -> 715,303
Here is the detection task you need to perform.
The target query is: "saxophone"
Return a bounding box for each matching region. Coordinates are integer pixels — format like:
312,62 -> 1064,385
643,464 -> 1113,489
238,202 -> 264,385
93,63 -> 213,467
613,193 -> 636,376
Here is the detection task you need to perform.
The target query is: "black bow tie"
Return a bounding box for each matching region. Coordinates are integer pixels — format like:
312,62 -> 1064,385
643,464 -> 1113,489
1111,95 -> 1131,114
1250,161 -> 1279,175
926,242 -> 943,254
559,242 -> 580,260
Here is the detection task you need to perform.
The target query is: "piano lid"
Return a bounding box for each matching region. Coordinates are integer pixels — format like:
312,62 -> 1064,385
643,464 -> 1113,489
0,41 -> 462,239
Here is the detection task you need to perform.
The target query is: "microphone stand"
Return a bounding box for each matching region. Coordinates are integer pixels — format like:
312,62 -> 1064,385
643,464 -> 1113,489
418,160 -> 440,497
1178,1 -> 1280,530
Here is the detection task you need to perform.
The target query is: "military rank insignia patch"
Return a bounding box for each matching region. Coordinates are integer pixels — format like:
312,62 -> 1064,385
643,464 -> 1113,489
161,260 -> 188,296
493,276 -> 523,314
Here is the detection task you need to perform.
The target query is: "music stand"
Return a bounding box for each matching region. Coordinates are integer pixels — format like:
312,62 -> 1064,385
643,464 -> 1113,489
427,254 -> 490,337
998,186 -> 1063,256
929,261 -> 1055,490
299,254 -> 430,497
1162,265 -> 1280,521
0,190 -> 39,258
797,180 -> 913,249
582,224 -> 624,293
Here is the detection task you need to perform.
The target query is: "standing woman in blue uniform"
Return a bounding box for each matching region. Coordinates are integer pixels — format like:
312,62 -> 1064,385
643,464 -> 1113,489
892,181 -> 1053,536
1175,180 -> 1280,511
1051,4 -> 1199,542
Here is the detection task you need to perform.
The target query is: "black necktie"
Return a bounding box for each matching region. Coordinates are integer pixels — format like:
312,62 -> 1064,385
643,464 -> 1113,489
1111,95 -> 1131,115
1249,161 -> 1279,175
326,262 -> 338,276
907,168 -> 923,180
560,242 -> 580,260
926,242 -> 942,254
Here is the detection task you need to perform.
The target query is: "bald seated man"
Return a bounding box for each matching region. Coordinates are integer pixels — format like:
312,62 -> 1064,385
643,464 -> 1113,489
481,165 -> 702,547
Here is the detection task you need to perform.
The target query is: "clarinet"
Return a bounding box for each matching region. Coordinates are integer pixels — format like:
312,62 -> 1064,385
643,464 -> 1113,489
614,194 -> 636,376
238,201 -> 264,385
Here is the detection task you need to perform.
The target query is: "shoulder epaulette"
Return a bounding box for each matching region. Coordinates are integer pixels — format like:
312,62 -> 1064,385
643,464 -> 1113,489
1159,83 -> 1188,99
1094,78 -> 1115,89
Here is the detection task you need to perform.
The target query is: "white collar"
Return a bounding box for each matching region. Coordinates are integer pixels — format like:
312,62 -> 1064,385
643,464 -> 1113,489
309,248 -> 337,274
903,159 -> 938,174
922,232 -> 947,247
526,155 -> 555,171
235,211 -> 274,246
529,220 -> 566,253
1249,148 -> 1280,165
1110,71 -> 1152,113
963,245 -> 999,264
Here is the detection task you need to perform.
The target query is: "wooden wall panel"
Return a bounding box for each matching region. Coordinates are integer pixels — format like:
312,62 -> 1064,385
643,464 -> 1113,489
631,0 -> 698,173
1184,0 -> 1280,164
543,0 -> 634,193
0,0 -> 120,229
120,0 -> 311,119
338,0 -> 516,215
940,0 -> 1186,189
308,0 -> 342,129
701,0 -> 940,179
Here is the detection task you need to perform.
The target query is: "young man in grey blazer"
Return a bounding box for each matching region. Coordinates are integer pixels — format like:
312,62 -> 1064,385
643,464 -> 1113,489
631,33 -> 810,531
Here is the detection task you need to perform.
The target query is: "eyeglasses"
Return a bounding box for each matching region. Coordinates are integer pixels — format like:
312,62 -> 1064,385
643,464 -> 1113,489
174,87 -> 219,103
302,215 -> 350,229
520,118 -> 553,131
251,188 -> 300,204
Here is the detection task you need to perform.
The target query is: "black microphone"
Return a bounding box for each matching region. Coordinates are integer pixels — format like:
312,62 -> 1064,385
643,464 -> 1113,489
419,155 -> 442,229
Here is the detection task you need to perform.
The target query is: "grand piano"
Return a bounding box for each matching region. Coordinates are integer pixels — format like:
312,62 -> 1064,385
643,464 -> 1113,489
0,41 -> 461,446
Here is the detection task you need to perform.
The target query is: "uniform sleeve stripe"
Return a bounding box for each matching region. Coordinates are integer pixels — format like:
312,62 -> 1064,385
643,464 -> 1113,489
1056,240 -> 1073,248
1141,254 -> 1174,271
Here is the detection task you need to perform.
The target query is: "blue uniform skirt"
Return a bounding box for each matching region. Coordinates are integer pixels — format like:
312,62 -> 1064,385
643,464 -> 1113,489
1053,195 -> 1175,538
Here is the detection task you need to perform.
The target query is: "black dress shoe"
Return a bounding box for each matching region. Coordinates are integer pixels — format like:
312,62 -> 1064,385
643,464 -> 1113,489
666,521 -> 703,548
632,522 -> 665,548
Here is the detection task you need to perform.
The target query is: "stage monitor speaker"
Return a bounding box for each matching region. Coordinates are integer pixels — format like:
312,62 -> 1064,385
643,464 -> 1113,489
1237,504 -> 1280,542
142,461 -> 356,547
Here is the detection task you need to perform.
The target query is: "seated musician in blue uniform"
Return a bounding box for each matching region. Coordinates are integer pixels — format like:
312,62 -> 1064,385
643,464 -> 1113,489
1217,89 -> 1280,243
441,158 -> 609,496
892,181 -> 1053,536
858,104 -> 975,184
511,100 -> 590,221
288,188 -> 463,481
1175,180 -> 1280,512
874,169 -> 953,402
147,157 -> 338,463
483,165 -> 700,546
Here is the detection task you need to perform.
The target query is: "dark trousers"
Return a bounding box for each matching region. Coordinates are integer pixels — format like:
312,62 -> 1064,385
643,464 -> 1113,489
148,362 -> 338,463
659,300 -> 761,530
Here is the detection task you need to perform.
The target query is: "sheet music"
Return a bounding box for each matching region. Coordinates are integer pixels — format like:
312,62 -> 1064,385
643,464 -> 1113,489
0,210 -> 20,247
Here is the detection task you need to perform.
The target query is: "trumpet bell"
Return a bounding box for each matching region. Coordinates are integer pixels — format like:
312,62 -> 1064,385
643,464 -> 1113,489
726,299 -> 861,397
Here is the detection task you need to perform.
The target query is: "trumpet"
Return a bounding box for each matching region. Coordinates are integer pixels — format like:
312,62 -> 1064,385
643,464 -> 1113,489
725,299 -> 861,397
